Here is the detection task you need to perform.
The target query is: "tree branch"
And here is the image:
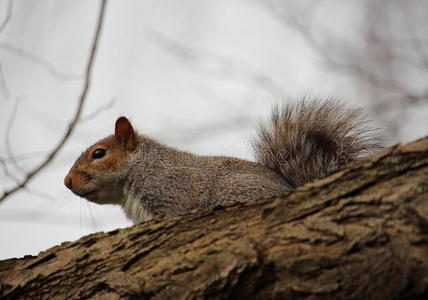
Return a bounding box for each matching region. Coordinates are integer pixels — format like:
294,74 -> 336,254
0,0 -> 108,203
0,62 -> 10,98
79,97 -> 116,123
1,137 -> 428,299
0,0 -> 13,35
0,42 -> 81,80
147,30 -> 286,98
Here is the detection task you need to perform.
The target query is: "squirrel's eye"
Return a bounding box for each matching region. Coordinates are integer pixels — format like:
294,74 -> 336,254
92,148 -> 106,160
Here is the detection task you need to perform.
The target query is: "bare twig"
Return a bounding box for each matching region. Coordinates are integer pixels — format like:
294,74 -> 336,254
260,0 -> 335,63
24,187 -> 56,202
79,97 -> 116,122
398,0 -> 428,68
147,30 -> 286,98
0,0 -> 13,34
0,155 -> 20,183
147,29 -> 288,143
155,116 -> 255,144
0,63 -> 10,98
327,61 -> 428,103
0,0 -> 108,203
5,97 -> 27,175
0,42 -> 81,80
0,151 -> 47,164
263,0 -> 428,104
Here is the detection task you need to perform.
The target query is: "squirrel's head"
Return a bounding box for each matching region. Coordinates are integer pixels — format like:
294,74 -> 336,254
64,116 -> 139,205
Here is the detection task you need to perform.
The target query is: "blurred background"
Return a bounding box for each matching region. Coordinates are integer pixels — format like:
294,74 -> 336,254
1,0 -> 427,259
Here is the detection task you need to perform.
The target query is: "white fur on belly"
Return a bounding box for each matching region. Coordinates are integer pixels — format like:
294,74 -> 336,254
122,195 -> 153,224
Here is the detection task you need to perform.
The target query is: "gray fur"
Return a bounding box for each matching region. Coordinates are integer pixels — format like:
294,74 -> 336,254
121,98 -> 381,223
252,97 -> 382,188
123,136 -> 287,222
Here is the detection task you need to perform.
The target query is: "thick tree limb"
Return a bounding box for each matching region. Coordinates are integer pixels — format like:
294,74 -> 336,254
1,137 -> 428,299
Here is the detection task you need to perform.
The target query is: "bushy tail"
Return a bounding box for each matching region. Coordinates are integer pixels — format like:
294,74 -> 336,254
252,97 -> 383,188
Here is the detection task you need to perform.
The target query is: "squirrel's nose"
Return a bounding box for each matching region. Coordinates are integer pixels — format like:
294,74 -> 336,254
64,174 -> 73,190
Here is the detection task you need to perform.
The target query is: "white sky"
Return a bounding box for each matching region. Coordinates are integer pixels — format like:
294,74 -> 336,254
0,0 -> 427,259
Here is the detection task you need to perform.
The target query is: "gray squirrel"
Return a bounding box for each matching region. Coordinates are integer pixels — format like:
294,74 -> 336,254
64,98 -> 382,223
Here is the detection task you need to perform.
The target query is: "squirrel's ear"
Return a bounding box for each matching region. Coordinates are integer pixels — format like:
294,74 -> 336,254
115,117 -> 137,150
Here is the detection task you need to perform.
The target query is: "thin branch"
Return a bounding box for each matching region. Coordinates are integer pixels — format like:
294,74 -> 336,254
5,97 -> 27,175
0,0 -> 108,203
398,0 -> 428,68
0,63 -> 10,98
24,187 -> 56,202
147,30 -> 286,98
79,97 -> 116,122
155,116 -> 255,144
0,155 -> 20,183
0,0 -> 13,34
260,0 -> 335,63
262,0 -> 428,104
327,61 -> 428,103
0,151 -> 48,164
0,42 -> 82,80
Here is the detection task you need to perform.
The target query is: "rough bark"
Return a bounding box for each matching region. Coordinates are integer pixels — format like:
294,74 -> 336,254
1,137 -> 428,300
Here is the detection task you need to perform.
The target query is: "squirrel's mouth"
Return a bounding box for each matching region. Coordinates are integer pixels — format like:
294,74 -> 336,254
77,190 -> 98,199
71,183 -> 124,205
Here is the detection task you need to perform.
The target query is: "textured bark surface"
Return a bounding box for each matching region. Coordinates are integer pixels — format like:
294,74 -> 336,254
1,137 -> 428,300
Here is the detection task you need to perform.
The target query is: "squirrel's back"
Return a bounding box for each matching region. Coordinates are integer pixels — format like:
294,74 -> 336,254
252,98 -> 382,188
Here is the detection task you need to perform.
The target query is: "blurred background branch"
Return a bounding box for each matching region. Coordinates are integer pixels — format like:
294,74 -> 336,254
0,42 -> 82,80
148,30 -> 287,98
261,0 -> 428,141
0,0 -> 108,203
0,0 -> 12,34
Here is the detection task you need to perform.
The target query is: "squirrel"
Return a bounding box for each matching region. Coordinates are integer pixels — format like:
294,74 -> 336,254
64,98 -> 382,224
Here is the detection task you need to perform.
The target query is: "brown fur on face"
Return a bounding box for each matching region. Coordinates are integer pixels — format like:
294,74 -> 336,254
64,117 -> 139,205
